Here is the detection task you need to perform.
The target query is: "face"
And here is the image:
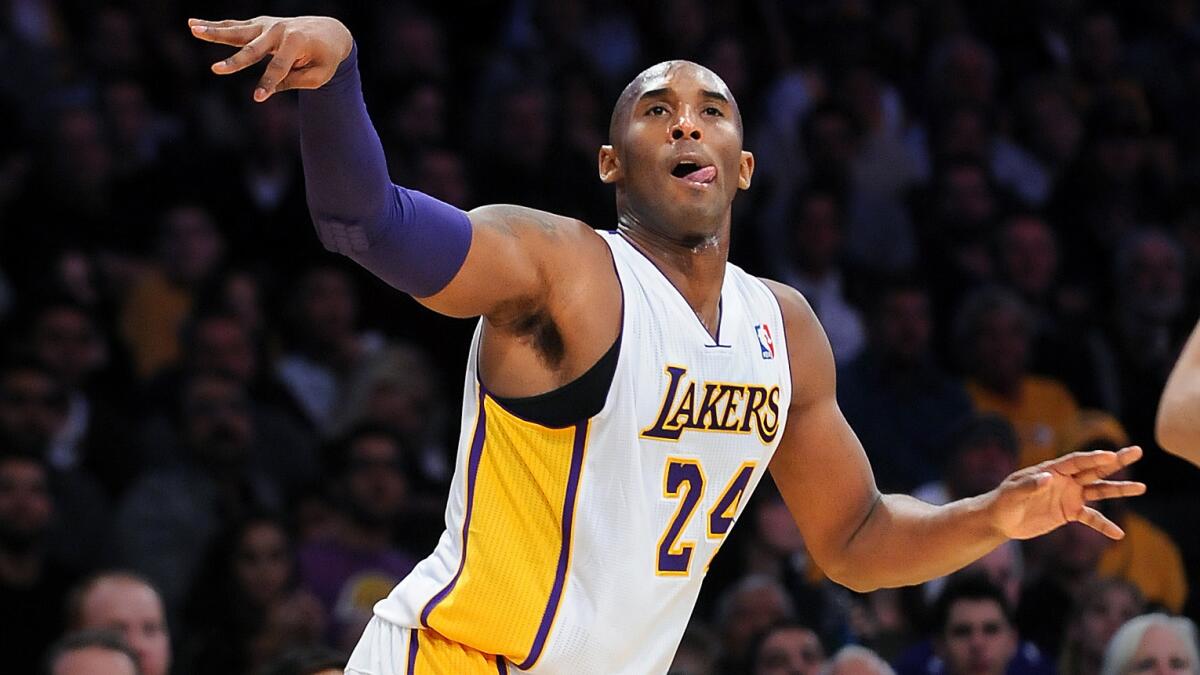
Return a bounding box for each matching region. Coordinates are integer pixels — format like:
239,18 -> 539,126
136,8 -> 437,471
874,290 -> 932,362
937,599 -> 1017,675
601,62 -> 753,241
182,376 -> 253,466
949,439 -> 1016,499
160,206 -> 223,285
1127,625 -> 1196,675
192,317 -> 256,383
1078,586 -> 1142,659
1125,238 -> 1184,321
940,165 -> 995,227
0,458 -> 53,551
793,194 -> 843,274
1001,218 -> 1058,298
345,435 -> 408,524
724,586 -> 793,659
52,647 -> 139,675
971,308 -> 1029,388
967,545 -> 1022,609
0,369 -> 68,451
33,307 -> 105,387
79,577 -> 171,675
754,497 -> 806,556
754,627 -> 825,675
298,268 -> 356,344
234,521 -> 292,606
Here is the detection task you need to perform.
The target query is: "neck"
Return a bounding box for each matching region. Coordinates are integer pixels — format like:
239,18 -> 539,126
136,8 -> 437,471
617,213 -> 730,336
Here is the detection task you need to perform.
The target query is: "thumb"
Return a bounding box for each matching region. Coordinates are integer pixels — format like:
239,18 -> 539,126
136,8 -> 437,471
1007,470 -> 1053,497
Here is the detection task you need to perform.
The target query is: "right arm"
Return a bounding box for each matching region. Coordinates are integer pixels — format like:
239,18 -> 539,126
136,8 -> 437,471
188,16 -> 595,324
1157,319 -> 1200,466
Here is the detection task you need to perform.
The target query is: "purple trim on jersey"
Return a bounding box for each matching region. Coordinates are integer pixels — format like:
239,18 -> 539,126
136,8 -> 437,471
496,655 -> 508,674
613,231 -> 728,347
407,629 -> 419,674
419,389 -> 487,628
517,419 -> 590,669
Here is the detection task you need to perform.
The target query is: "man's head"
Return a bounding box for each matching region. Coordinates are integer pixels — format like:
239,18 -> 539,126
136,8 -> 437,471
0,451 -> 53,556
182,311 -> 257,384
933,576 -> 1018,675
749,621 -> 826,675
334,425 -> 410,528
178,372 -> 254,469
1067,577 -> 1145,675
157,204 -> 224,287
1102,614 -> 1200,675
46,629 -> 141,675
29,300 -> 107,389
0,361 -> 68,455
599,61 -> 753,244
67,572 -> 170,675
998,214 -> 1059,301
823,645 -> 895,675
867,279 -> 933,365
1115,229 -> 1185,324
790,186 -> 846,278
290,265 -> 358,350
717,575 -> 797,664
943,415 -> 1019,500
954,288 -> 1033,393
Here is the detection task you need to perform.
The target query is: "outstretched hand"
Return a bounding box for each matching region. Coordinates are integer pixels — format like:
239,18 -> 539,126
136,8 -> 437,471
988,446 -> 1146,540
188,16 -> 353,101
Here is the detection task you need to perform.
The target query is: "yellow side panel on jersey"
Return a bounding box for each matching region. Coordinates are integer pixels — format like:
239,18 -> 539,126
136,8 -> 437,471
406,628 -> 508,674
420,393 -> 590,669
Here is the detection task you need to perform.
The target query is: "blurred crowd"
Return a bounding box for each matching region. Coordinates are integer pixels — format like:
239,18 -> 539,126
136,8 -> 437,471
1,0 -> 1199,673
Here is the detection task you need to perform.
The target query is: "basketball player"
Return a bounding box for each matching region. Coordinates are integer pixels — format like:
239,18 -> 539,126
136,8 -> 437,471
1156,320 -> 1200,466
189,15 -> 1146,674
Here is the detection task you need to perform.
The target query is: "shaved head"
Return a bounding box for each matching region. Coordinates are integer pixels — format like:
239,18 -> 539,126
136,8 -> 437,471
609,60 -> 742,146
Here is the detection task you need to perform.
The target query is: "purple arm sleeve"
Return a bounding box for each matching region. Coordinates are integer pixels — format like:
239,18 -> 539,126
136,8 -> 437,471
298,44 -> 471,298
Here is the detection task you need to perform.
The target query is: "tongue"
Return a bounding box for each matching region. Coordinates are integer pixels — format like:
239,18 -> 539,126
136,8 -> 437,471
683,165 -> 717,183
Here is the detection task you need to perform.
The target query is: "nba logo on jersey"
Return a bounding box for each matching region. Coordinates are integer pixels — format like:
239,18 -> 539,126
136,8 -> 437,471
755,323 -> 775,359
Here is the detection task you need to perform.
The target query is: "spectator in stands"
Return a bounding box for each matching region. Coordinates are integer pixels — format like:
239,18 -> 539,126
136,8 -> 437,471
1059,578 -> 1145,675
912,414 -> 1019,506
748,620 -> 826,675
298,425 -> 417,650
930,576 -> 1027,675
825,645 -> 895,675
119,203 -> 225,379
956,287 -> 1080,467
717,575 -> 800,672
782,184 -> 866,362
45,629 -> 141,675
1101,614 -> 1200,675
114,371 -> 282,618
838,279 -> 972,493
0,451 -> 80,673
276,265 -> 383,435
259,645 -> 347,675
186,513 -> 325,674
1062,411 -> 1188,613
66,571 -> 170,675
669,622 -> 720,675
0,361 -> 109,571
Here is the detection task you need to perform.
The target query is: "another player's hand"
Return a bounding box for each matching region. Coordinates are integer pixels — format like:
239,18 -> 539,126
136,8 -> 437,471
188,16 -> 353,101
986,446 -> 1146,540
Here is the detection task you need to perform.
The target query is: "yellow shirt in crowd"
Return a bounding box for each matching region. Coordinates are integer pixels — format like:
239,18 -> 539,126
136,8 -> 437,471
966,376 -> 1080,468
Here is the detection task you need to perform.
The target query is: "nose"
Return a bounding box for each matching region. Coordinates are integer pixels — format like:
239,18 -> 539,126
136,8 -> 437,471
670,108 -> 702,141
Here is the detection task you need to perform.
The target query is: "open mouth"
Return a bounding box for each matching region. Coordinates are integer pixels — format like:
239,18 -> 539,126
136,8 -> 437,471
671,161 -> 717,184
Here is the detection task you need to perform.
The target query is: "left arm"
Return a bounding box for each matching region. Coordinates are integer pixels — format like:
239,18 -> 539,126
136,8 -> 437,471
763,281 -> 1144,592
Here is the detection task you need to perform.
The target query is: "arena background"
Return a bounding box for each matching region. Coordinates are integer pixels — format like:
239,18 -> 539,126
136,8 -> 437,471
1,1 -> 1199,673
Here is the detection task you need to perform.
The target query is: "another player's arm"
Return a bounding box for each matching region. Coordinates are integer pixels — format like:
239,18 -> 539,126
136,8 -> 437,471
762,281 -> 1145,592
1156,319 -> 1200,466
188,16 -> 590,324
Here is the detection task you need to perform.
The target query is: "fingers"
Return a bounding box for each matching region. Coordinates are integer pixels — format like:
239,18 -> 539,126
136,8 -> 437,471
1075,505 -> 1126,540
188,18 -> 264,47
1044,449 -> 1117,476
1073,446 -> 1144,484
211,24 -> 282,76
1082,480 -> 1147,501
255,39 -> 302,101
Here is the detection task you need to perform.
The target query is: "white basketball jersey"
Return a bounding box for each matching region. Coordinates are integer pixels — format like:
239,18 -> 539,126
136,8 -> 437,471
374,230 -> 793,674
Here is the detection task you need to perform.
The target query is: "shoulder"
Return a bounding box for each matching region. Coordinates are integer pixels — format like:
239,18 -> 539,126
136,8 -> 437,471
758,277 -> 837,404
1025,376 -> 1077,405
468,204 -> 600,247
757,278 -> 827,352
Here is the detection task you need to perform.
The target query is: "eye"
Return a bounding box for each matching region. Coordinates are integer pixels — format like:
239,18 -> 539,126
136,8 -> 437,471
647,105 -> 668,116
704,106 -> 724,116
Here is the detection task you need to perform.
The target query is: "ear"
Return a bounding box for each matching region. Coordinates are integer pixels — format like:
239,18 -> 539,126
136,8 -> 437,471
738,150 -> 755,190
599,145 -> 622,184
